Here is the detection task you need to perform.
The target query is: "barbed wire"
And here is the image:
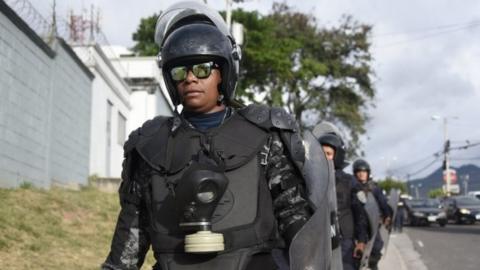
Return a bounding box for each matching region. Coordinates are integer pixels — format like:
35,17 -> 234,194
4,0 -> 111,46
4,0 -> 53,39
4,0 -> 129,83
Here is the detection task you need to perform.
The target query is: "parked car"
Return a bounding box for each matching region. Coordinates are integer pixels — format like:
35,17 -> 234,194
467,191 -> 480,200
405,198 -> 447,227
443,196 -> 480,224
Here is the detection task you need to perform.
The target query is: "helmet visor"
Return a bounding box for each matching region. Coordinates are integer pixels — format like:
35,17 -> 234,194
155,1 -> 230,46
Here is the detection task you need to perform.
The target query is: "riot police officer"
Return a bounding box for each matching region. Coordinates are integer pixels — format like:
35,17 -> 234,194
353,159 -> 393,270
319,133 -> 369,270
394,196 -> 406,232
101,2 -> 320,270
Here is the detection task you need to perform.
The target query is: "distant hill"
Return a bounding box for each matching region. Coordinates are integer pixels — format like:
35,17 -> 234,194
408,164 -> 480,198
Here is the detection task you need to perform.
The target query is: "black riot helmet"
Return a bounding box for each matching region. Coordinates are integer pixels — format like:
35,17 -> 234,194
155,1 -> 241,107
318,133 -> 347,170
353,159 -> 371,176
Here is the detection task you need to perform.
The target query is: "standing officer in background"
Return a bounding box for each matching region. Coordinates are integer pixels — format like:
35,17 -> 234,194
353,159 -> 392,270
101,2 -> 331,270
393,196 -> 405,233
318,133 -> 369,270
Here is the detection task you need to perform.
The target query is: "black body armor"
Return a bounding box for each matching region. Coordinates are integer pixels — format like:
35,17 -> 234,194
335,171 -> 355,239
121,105 -> 305,270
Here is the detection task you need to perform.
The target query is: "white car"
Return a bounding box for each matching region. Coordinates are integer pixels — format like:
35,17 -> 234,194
468,191 -> 480,200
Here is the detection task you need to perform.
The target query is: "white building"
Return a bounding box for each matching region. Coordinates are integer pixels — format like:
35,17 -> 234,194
73,44 -> 132,179
0,1 -> 93,188
0,1 -> 173,188
103,46 -> 173,134
71,45 -> 173,181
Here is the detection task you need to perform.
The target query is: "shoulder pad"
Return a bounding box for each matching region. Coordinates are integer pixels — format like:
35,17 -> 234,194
271,107 -> 296,131
238,104 -> 297,131
357,191 -> 367,204
139,115 -> 171,136
123,116 -> 171,155
238,105 -> 304,168
123,128 -> 141,154
237,104 -> 271,129
283,129 -> 305,166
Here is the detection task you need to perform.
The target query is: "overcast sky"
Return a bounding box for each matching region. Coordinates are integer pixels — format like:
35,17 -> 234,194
25,0 -> 480,180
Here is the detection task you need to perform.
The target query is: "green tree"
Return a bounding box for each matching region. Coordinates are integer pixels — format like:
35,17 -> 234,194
131,4 -> 375,154
132,13 -> 160,56
232,4 -> 375,153
428,188 -> 446,198
377,178 -> 407,194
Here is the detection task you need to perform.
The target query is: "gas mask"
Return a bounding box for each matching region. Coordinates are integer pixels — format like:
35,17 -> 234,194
175,161 -> 228,253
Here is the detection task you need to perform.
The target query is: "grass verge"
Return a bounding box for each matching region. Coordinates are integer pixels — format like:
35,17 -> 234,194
0,186 -> 155,270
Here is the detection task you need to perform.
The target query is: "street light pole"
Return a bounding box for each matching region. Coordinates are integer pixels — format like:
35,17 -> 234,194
463,174 -> 470,195
225,0 -> 232,31
407,174 -> 411,196
443,117 -> 452,197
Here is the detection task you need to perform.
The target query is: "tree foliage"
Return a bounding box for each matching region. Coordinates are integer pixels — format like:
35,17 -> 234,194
233,4 -> 375,154
428,188 -> 446,198
131,3 -> 376,154
377,178 -> 407,194
132,13 -> 160,56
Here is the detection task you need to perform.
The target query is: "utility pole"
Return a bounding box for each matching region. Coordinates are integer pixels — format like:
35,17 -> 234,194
432,115 -> 455,196
415,183 -> 422,199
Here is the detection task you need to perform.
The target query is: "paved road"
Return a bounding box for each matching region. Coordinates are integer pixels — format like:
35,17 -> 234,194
404,223 -> 480,270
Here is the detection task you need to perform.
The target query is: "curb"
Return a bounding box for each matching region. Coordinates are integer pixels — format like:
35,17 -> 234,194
379,232 -> 428,270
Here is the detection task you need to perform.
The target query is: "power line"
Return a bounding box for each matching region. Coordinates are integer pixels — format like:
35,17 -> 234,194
389,142 -> 479,178
450,142 -> 480,151
389,149 -> 442,173
450,156 -> 480,161
393,139 -> 480,168
374,21 -> 480,48
450,139 -> 480,145
373,19 -> 480,38
406,156 -> 442,177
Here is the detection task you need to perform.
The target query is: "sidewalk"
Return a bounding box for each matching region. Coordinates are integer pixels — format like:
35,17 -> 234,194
378,231 -> 428,270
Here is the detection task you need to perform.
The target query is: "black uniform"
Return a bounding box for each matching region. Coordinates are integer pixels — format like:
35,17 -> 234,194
101,105 -> 312,270
317,132 -> 369,270
394,198 -> 405,232
358,180 -> 393,270
336,170 -> 369,270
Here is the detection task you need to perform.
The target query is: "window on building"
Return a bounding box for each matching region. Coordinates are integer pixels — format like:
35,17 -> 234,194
118,112 -> 126,145
106,100 -> 113,177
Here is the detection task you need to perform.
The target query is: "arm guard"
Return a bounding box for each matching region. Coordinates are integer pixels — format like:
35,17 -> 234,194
265,132 -> 312,245
351,183 -> 369,244
373,187 -> 393,219
102,145 -> 151,270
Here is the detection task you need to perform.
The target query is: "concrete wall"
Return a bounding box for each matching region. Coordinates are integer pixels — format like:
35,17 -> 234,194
0,3 -> 93,188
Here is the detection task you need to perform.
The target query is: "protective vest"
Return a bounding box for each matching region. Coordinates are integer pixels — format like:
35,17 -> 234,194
124,105 -> 304,270
335,171 -> 354,239
360,181 -> 375,193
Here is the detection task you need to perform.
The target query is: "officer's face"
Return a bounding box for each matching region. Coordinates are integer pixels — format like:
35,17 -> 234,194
176,65 -> 224,113
322,145 -> 335,161
356,171 -> 369,183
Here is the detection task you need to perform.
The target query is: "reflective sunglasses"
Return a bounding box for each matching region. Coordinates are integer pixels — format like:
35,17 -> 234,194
170,61 -> 219,82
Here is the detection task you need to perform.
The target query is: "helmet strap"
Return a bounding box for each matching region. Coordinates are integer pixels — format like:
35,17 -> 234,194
217,94 -> 224,105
